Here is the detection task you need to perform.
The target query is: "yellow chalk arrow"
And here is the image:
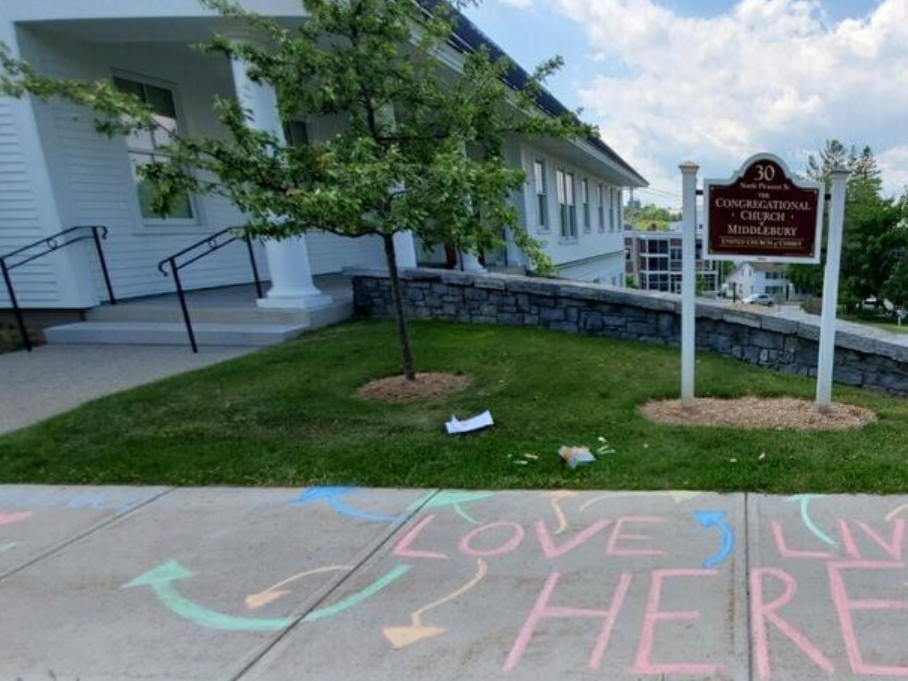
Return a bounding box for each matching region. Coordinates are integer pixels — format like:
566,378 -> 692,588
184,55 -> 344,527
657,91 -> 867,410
544,491 -> 580,534
886,503 -> 908,523
580,490 -> 702,512
246,565 -> 350,611
383,558 -> 488,650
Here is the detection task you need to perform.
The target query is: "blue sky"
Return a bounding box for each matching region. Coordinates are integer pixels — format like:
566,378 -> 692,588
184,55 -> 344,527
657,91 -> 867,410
462,0 -> 905,207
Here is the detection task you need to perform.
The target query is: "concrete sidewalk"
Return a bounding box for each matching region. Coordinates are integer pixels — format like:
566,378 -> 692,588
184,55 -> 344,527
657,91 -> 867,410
0,345 -> 254,435
0,485 -> 905,680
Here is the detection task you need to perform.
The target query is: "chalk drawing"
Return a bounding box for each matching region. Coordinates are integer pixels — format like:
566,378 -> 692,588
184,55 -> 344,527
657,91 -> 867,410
290,487 -> 403,524
787,495 -> 838,547
0,489 -> 152,513
0,541 -> 18,554
771,522 -> 834,559
605,517 -> 667,557
125,560 -> 409,631
579,491 -> 702,512
246,565 -> 351,610
885,502 -> 908,523
504,570 -> 632,672
303,564 -> 411,622
393,514 -> 449,560
750,567 -> 835,680
536,519 -> 612,559
123,561 -> 295,632
408,491 -> 496,525
383,558 -> 488,649
0,511 -> 32,526
839,519 -> 905,561
693,511 -> 734,569
828,560 -> 908,676
544,491 -> 579,534
460,522 -> 525,558
633,569 -> 723,676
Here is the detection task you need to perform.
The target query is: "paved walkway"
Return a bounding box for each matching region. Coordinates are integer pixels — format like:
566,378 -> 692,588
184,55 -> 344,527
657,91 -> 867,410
0,345 -> 253,435
0,485 -> 905,680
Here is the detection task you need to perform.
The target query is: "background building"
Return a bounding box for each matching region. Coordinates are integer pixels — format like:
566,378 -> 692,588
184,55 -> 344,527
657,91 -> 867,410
0,0 -> 647,325
624,223 -> 719,294
724,262 -> 796,302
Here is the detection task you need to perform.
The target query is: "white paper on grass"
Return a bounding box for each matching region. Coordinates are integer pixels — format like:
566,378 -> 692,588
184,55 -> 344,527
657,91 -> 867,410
445,410 -> 494,435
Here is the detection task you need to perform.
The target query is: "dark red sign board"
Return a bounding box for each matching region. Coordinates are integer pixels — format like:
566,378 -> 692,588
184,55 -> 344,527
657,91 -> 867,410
705,156 -> 823,263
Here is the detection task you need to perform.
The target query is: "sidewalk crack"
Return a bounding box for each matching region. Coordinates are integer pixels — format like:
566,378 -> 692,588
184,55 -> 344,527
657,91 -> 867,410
231,488 -> 442,681
0,485 -> 177,584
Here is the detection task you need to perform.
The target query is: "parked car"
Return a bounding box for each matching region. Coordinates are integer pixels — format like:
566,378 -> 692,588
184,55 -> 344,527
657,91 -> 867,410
743,293 -> 775,307
861,296 -> 879,311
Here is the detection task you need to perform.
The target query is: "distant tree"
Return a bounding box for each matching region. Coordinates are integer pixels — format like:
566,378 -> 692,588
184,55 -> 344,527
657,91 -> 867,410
625,202 -> 676,231
0,0 -> 591,382
788,262 -> 825,297
805,139 -> 853,186
792,142 -> 902,306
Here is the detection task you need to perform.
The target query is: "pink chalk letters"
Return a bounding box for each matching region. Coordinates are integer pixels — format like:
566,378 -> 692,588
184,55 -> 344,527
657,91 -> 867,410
393,511 -> 908,677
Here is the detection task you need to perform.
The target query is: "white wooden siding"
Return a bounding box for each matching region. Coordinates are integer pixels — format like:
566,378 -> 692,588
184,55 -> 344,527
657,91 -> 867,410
0,99 -> 64,306
520,141 -> 626,284
13,28 -> 383,307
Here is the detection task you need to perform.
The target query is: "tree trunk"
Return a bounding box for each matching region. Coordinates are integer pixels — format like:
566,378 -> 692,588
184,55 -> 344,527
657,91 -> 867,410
383,234 -> 417,381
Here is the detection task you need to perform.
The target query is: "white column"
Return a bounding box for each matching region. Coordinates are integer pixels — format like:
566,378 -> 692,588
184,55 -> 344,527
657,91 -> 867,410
230,57 -> 331,310
393,231 -> 417,269
816,168 -> 850,411
375,104 -> 418,270
456,139 -> 486,274
460,252 -> 486,273
680,162 -> 700,407
504,228 -> 525,269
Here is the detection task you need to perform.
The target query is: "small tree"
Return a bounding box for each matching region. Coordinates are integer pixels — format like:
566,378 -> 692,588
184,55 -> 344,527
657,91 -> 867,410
0,0 -> 591,381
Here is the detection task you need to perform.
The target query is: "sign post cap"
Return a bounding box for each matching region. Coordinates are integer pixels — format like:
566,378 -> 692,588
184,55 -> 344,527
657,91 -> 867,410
830,166 -> 851,179
679,161 -> 700,173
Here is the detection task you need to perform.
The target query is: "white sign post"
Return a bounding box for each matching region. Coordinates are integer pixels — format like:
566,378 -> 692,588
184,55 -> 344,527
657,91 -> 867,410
681,153 -> 844,412
815,167 -> 851,411
680,162 -> 700,407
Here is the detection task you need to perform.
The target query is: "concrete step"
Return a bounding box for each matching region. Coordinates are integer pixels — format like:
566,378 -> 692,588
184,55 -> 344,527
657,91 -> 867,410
44,321 -> 309,347
86,304 -> 311,326
307,300 -> 355,328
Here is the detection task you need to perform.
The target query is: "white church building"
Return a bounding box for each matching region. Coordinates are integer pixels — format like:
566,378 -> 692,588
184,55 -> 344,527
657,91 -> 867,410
0,0 -> 646,347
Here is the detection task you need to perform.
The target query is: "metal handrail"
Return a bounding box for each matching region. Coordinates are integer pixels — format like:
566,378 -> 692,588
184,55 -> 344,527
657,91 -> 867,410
0,225 -> 116,352
157,227 -> 264,353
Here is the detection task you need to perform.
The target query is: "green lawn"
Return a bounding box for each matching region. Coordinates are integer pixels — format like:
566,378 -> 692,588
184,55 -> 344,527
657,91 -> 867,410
0,337 -> 25,355
2,319 -> 908,493
841,313 -> 908,335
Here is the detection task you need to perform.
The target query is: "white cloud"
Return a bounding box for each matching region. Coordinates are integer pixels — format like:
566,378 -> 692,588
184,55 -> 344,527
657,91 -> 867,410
546,0 -> 908,204
879,145 -> 908,194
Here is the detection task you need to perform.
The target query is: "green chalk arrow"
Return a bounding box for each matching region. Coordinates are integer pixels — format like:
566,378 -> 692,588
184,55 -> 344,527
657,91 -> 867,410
410,491 -> 496,524
788,494 -> 838,547
124,560 -> 411,632
123,560 -> 293,632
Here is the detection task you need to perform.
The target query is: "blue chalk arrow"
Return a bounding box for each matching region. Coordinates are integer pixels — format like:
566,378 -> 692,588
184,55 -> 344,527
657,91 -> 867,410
290,487 -> 404,524
694,510 -> 734,569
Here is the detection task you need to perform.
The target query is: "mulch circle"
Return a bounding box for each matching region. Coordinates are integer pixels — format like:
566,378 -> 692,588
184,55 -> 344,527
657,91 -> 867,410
639,396 -> 877,431
357,372 -> 471,404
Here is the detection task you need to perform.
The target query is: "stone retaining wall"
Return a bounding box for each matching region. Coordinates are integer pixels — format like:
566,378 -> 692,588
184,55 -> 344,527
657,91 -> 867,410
351,267 -> 908,399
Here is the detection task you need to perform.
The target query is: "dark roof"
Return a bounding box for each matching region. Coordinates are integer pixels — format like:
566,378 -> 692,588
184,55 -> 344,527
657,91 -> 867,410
415,0 -> 647,186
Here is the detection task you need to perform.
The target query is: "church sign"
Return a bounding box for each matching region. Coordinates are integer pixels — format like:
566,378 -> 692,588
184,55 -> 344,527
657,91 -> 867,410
704,154 -> 824,264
